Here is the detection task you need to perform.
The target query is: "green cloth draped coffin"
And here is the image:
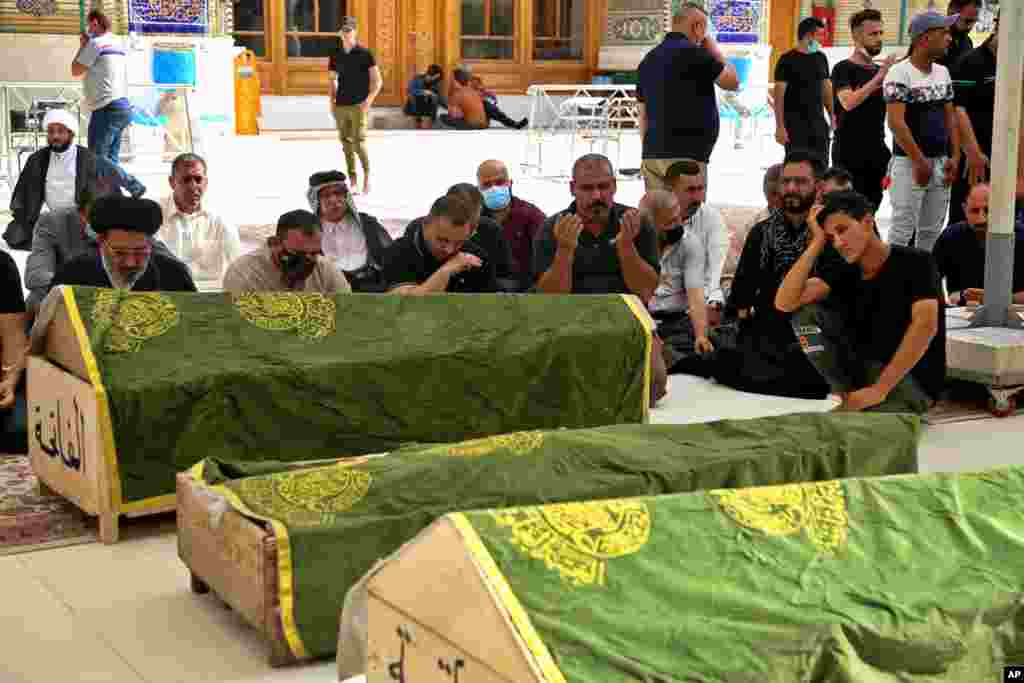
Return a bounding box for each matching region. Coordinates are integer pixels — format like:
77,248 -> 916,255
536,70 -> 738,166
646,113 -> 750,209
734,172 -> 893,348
193,412 -> 921,660
68,287 -> 652,504
430,466 -> 1024,682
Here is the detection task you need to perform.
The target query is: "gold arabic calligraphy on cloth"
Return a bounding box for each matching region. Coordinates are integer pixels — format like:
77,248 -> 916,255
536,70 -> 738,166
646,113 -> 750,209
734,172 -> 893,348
711,480 -> 849,555
234,292 -> 336,341
236,467 -> 372,527
492,500 -> 651,587
426,431 -> 546,457
91,291 -> 180,353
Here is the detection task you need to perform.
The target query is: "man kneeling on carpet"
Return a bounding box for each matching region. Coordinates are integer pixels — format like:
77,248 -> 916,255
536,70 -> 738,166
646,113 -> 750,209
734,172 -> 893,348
775,190 -> 945,413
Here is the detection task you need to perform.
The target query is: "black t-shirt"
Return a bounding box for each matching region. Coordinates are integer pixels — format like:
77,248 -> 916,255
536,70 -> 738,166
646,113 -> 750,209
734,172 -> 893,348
0,251 -> 25,314
532,203 -> 660,294
932,222 -> 1024,295
381,227 -> 498,293
938,29 -> 973,69
831,59 -> 887,152
774,49 -> 830,138
636,32 -> 725,161
328,46 -> 376,106
952,43 -> 996,157
821,245 -> 946,400
403,215 -> 513,280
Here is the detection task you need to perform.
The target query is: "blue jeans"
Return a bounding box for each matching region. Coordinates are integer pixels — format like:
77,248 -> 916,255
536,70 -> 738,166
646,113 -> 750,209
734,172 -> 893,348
88,101 -> 145,197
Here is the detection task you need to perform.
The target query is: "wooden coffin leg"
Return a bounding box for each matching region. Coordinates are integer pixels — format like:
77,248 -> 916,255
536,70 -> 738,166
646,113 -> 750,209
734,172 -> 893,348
98,512 -> 120,544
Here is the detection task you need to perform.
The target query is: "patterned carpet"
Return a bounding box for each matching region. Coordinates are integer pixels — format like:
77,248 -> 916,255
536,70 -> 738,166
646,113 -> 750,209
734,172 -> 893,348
0,455 -> 96,555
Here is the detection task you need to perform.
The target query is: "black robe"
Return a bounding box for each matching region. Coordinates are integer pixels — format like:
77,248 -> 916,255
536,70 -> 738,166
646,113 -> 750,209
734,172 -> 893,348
50,251 -> 198,294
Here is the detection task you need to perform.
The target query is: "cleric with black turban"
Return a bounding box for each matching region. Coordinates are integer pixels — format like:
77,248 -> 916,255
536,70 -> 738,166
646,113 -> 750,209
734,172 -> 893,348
49,195 -> 198,294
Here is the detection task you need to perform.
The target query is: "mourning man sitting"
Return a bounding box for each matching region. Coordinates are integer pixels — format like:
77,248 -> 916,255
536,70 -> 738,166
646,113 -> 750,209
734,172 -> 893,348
717,151 -> 839,399
404,183 -> 514,290
665,160 -> 729,327
776,190 -> 944,413
50,195 -> 196,292
6,108 -> 145,250
0,250 -> 29,452
477,159 -> 546,291
933,183 -> 1024,306
642,189 -> 715,374
223,209 -> 351,294
534,154 -> 659,299
159,153 -> 241,291
308,170 -> 392,292
533,154 -> 666,403
25,188 -> 174,311
383,195 -> 498,294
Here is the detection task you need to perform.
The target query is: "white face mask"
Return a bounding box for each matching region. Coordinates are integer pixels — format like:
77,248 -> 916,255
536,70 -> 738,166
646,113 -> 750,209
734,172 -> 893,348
807,39 -> 821,54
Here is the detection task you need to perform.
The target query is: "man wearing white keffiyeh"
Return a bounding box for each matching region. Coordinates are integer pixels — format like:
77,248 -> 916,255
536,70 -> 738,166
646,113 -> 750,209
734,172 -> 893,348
307,170 -> 392,292
713,150 -> 852,399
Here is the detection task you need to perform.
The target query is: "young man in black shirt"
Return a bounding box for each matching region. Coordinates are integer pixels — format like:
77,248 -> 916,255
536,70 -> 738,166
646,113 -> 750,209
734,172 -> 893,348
949,19 -> 997,225
776,191 -> 944,414
383,195 -> 498,294
774,17 -> 834,164
327,17 -> 381,195
831,9 -> 898,209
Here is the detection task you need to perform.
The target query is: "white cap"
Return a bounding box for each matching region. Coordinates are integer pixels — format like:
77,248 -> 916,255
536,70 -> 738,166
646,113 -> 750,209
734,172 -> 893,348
42,108 -> 78,136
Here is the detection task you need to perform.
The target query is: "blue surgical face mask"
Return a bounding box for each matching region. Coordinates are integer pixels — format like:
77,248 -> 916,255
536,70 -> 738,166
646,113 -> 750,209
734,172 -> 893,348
481,184 -> 512,211
807,39 -> 820,54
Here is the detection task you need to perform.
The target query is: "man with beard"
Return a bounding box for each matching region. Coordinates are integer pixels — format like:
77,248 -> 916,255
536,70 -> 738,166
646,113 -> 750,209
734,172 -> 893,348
224,210 -> 350,294
26,187 -> 175,311
534,154 -> 665,403
383,195 -> 498,294
884,11 -> 960,252
937,0 -> 979,69
477,159 -> 546,291
831,9 -> 898,210
716,151 -> 842,399
642,188 -> 715,375
5,108 -> 144,251
775,190 -> 944,414
50,195 -> 196,293
534,154 -> 659,300
308,170 -> 392,292
159,153 -> 240,291
665,160 -> 728,327
948,11 -> 997,225
933,183 -> 1024,306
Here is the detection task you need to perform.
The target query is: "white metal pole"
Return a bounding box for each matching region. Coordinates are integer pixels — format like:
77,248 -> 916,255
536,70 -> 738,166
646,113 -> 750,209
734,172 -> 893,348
979,3 -> 1024,327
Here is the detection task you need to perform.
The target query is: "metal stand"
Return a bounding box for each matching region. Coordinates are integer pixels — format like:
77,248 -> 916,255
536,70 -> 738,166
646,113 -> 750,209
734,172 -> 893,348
520,84 -> 640,179
944,4 -> 1024,416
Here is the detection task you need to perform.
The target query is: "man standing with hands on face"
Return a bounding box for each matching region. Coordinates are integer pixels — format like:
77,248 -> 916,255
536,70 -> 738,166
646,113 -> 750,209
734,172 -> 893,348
831,9 -> 898,210
884,10 -> 960,252
328,17 -> 381,196
774,17 -> 835,163
636,2 -> 739,191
